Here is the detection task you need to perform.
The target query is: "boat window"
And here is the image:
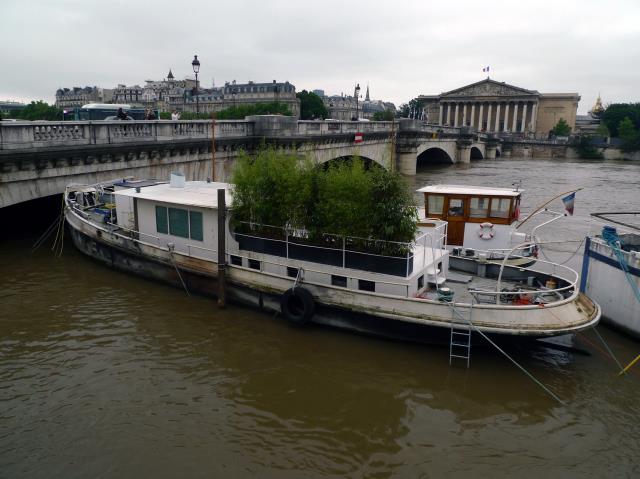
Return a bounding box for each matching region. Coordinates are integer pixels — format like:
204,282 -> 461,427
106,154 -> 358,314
168,208 -> 189,238
470,197 -> 490,218
230,255 -> 242,266
490,198 -> 511,218
287,267 -> 299,278
189,211 -> 203,241
417,275 -> 424,290
358,279 -> 375,292
448,198 -> 464,217
248,259 -> 261,270
331,275 -> 347,288
427,195 -> 444,215
156,206 -> 168,234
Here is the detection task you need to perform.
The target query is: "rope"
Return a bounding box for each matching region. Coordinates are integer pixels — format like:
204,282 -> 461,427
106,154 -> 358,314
32,214 -> 63,252
602,226 -> 640,304
168,251 -> 190,296
446,302 -> 564,404
473,326 -> 565,405
592,327 -> 625,373
619,354 -> 640,376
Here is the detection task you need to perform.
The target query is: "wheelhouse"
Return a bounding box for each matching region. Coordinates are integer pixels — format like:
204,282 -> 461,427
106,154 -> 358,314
418,185 -> 523,246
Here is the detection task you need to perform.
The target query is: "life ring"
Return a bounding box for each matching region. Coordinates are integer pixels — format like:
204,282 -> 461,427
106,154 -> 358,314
280,287 -> 315,325
478,222 -> 495,240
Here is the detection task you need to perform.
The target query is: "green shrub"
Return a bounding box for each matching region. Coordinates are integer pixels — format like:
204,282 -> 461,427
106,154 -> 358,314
571,136 -> 603,159
231,148 -> 418,254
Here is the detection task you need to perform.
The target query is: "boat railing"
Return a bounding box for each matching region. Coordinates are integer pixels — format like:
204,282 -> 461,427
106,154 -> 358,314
467,257 -> 579,306
101,221 -> 219,260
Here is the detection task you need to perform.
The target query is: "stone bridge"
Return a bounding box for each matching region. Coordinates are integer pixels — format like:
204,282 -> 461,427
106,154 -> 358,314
0,116 -> 501,208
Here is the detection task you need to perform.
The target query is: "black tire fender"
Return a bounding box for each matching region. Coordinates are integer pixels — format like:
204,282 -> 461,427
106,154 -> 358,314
280,287 -> 315,325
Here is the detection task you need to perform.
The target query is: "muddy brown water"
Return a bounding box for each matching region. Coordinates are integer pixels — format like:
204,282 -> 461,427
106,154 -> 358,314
1,157 -> 639,478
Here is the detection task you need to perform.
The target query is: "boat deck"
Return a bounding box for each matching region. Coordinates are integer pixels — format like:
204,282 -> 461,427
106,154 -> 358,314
419,273 -> 566,306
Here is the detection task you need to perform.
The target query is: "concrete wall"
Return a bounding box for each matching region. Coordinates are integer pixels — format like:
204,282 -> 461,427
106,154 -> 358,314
536,95 -> 579,135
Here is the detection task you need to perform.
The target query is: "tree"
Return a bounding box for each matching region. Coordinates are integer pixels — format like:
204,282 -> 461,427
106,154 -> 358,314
9,101 -> 62,121
595,123 -> 610,138
178,102 -> 292,120
617,117 -> 640,152
231,149 -> 418,253
372,110 -> 395,121
296,90 -> 328,120
551,118 -> 571,136
398,98 -> 426,119
571,136 -> 603,159
601,103 -> 640,137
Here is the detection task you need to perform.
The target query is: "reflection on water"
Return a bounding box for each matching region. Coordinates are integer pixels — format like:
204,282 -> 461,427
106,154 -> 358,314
1,158 -> 640,477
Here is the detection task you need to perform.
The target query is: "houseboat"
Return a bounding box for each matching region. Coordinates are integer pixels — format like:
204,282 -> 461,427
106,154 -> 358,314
581,213 -> 640,339
64,176 -> 600,343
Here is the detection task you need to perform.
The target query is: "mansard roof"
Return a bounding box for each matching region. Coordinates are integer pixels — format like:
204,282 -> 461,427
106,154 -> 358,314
439,79 -> 540,99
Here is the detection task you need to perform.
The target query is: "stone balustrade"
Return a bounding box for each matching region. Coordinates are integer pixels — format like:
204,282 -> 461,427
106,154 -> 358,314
0,118 -> 463,151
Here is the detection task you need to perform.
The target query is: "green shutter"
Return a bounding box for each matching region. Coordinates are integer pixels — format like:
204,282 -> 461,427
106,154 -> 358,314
155,206 -> 168,234
189,211 -> 203,241
168,208 -> 189,238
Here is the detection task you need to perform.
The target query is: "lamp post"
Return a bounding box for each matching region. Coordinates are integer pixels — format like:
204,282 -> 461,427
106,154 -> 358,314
354,83 -> 360,121
192,54 -> 200,114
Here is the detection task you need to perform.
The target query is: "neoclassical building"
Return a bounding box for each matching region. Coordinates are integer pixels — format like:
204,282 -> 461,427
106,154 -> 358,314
420,79 -> 580,136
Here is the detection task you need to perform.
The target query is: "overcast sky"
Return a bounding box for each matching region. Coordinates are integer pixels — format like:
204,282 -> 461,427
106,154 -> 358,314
2,0 -> 639,113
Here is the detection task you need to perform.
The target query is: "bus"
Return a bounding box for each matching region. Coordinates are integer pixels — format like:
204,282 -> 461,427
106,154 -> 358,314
73,104 -> 157,121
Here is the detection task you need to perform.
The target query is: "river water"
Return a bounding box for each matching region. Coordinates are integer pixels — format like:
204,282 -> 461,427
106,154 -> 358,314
1,157 -> 639,478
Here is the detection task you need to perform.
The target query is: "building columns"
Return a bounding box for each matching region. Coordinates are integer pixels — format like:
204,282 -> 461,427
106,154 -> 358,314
454,103 -> 460,127
512,103 -> 519,132
470,103 -> 476,128
504,103 -> 510,132
521,103 -> 528,133
531,103 -> 538,133
462,103 -> 467,126
478,103 -> 484,131
486,103 -> 492,132
494,103 -> 501,132
439,105 -> 443,125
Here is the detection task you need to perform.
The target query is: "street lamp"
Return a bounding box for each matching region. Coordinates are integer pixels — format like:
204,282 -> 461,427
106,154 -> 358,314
354,83 -> 361,121
192,54 -> 200,114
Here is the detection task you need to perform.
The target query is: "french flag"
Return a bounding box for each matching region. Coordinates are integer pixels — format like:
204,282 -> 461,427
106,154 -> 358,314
482,66 -> 490,72
562,192 -> 576,216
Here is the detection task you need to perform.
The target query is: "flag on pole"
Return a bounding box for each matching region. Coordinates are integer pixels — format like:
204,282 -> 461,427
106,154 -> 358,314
482,66 -> 490,72
562,192 -> 576,215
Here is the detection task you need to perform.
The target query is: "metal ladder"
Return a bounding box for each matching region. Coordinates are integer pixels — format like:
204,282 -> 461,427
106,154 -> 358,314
448,302 -> 473,368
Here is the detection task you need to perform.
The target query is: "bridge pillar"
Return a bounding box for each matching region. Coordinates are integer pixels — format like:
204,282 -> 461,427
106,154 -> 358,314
485,135 -> 501,159
456,127 -> 475,164
397,146 -> 418,175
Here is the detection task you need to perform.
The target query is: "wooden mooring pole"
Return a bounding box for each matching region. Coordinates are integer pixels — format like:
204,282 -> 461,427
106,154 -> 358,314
217,188 -> 226,308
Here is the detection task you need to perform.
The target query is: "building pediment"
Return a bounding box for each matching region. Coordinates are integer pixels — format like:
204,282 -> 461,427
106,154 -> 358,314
441,79 -> 539,99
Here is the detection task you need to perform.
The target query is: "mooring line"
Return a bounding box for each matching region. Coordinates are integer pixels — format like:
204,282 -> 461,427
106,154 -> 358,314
447,302 -> 564,404
168,252 -> 190,296
32,214 -> 62,252
593,327 -> 625,373
619,354 -> 640,376
474,327 -> 565,405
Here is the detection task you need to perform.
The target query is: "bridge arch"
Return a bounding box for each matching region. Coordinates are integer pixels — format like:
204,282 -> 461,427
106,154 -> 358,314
417,147 -> 455,166
470,146 -> 484,160
321,155 -> 379,169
